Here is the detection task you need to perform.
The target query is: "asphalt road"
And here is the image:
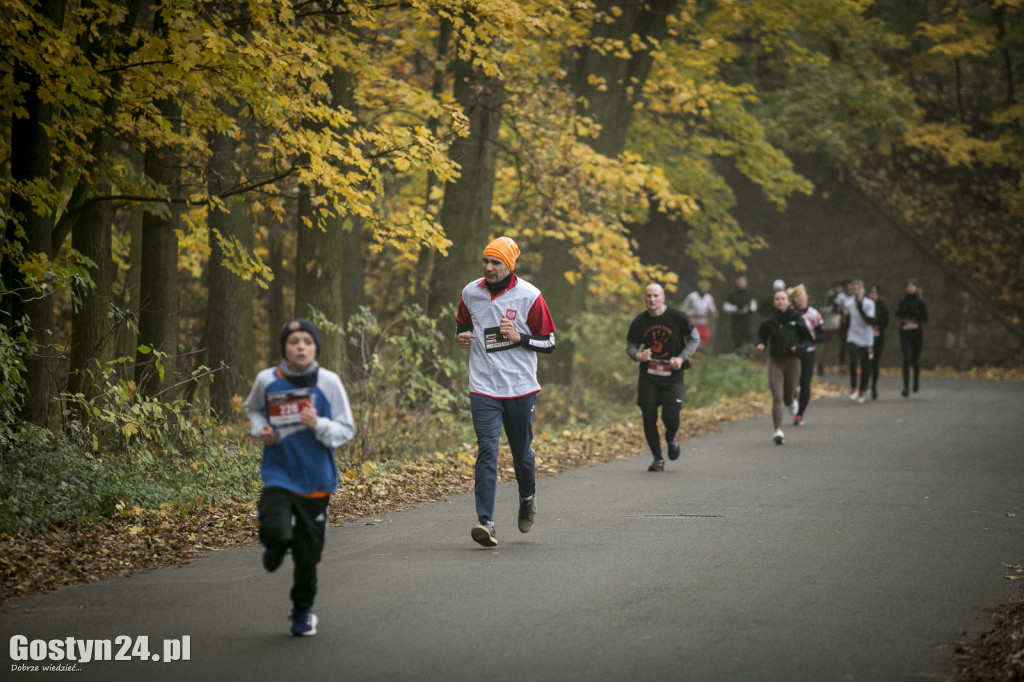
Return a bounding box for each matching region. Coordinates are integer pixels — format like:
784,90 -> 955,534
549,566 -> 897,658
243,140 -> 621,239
2,375 -> 1022,681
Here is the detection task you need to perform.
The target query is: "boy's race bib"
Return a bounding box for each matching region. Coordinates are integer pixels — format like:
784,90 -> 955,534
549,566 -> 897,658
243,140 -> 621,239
267,388 -> 313,426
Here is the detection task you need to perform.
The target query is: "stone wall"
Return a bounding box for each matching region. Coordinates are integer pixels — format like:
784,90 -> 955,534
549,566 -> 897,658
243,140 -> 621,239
634,156 -> 1024,369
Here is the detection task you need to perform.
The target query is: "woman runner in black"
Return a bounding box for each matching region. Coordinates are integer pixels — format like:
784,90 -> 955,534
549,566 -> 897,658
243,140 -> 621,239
895,278 -> 928,397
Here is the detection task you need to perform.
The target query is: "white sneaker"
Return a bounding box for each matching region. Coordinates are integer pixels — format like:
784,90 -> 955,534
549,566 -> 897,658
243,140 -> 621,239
849,390 -> 859,400
855,392 -> 867,404
789,399 -> 798,415
773,429 -> 784,445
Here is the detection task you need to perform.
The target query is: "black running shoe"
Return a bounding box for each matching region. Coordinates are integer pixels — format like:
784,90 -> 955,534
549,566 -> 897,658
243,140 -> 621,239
647,459 -> 665,472
263,547 -> 286,573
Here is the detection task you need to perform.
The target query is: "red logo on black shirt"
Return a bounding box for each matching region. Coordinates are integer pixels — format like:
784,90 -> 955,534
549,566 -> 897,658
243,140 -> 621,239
645,325 -> 671,357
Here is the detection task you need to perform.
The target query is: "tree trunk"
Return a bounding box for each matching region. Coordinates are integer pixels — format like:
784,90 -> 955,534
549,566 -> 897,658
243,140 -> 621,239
338,216 -> 364,378
570,0 -> 678,156
416,16 -> 452,313
134,141 -> 181,398
206,223 -> 240,413
326,64 -> 365,378
205,99 -> 244,416
233,202 -> 255,394
266,215 -> 287,365
60,0 -> 145,392
531,238 -> 579,386
69,191 -> 115,398
536,0 -> 680,387
133,8 -> 180,398
117,153 -> 144,379
3,0 -> 67,426
426,52 -> 504,318
294,187 -> 344,371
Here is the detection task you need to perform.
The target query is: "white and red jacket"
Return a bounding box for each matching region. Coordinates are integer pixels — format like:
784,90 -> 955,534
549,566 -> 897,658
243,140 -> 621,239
799,305 -> 825,352
456,274 -> 556,398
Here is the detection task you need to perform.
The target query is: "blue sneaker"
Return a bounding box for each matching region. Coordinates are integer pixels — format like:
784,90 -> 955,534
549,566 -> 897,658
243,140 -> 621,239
290,608 -> 318,636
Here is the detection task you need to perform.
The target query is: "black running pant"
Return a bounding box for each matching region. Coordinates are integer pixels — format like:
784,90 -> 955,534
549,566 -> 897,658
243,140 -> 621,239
258,486 -> 330,610
846,343 -> 871,394
900,329 -> 924,390
796,349 -> 816,417
637,374 -> 684,458
870,335 -> 885,393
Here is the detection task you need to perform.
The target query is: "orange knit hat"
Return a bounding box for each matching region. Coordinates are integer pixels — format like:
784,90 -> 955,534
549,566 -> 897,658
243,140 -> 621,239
482,236 -> 520,271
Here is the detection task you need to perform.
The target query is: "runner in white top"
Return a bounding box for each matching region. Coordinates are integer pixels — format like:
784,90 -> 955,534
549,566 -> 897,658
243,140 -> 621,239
682,280 -> 718,350
455,237 -> 555,548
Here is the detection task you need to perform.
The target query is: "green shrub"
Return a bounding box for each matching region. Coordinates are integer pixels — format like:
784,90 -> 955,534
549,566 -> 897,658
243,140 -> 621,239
684,353 -> 766,407
312,304 -> 472,462
0,319 -> 29,453
0,356 -> 261,534
0,430 -> 260,534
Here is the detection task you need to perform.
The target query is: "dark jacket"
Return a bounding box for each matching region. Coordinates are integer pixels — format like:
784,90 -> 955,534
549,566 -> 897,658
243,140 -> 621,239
895,294 -> 928,330
757,306 -> 814,358
874,299 -> 890,332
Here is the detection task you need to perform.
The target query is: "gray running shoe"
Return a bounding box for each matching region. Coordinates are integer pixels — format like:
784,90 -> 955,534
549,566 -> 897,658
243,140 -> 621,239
518,496 -> 536,534
471,523 -> 497,548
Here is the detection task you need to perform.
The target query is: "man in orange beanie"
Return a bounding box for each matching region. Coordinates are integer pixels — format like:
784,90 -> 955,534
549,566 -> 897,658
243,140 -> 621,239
455,236 -> 556,547
482,235 -> 520,271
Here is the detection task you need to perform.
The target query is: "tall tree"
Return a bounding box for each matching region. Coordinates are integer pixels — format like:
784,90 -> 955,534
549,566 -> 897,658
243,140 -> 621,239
66,1 -> 146,398
326,60 -> 365,376
426,38 -> 505,318
532,0 -> 680,385
69,190 -> 115,399
569,0 -> 679,157
205,100 -> 246,415
294,185 -> 345,370
4,0 -> 67,425
133,5 -> 181,398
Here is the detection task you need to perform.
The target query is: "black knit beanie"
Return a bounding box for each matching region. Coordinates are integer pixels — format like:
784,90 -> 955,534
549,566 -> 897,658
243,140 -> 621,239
279,318 -> 321,357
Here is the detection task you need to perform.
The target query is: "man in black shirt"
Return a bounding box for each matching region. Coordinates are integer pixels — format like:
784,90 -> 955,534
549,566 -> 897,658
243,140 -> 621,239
722,275 -> 757,350
626,284 -> 700,471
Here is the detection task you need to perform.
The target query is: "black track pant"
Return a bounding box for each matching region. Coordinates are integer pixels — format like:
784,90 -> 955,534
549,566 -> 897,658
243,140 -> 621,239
846,343 -> 871,394
900,330 -> 924,391
796,349 -> 816,417
258,486 -> 330,610
637,374 -> 684,458
870,335 -> 885,394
